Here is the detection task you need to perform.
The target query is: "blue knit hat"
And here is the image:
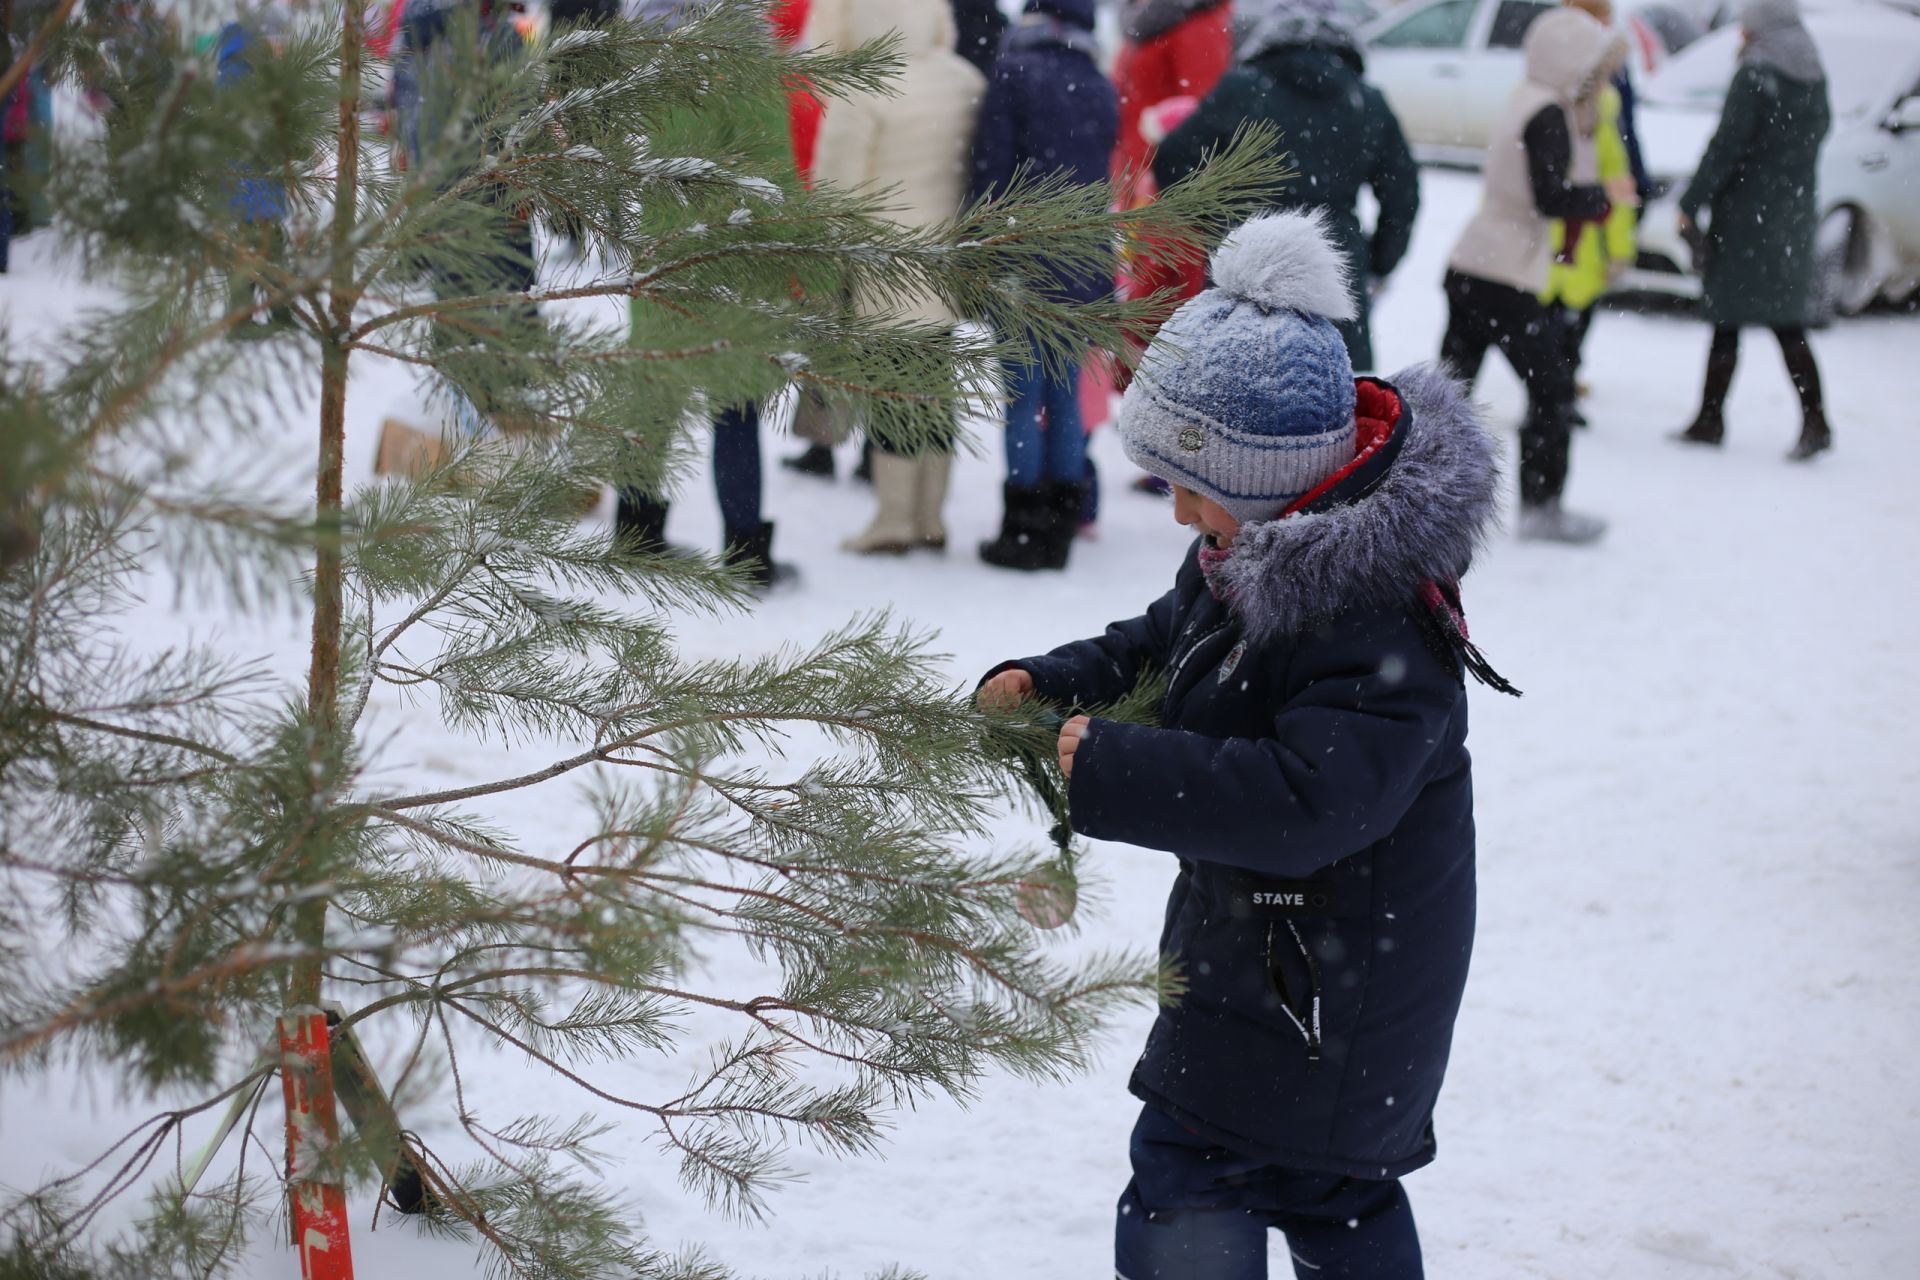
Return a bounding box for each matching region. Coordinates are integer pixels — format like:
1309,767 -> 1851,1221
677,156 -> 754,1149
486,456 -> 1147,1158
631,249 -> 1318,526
1117,211 -> 1358,524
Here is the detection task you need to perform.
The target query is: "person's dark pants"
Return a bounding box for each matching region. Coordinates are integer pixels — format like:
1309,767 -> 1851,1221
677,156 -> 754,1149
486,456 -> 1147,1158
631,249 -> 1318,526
1696,324 -> 1826,423
3,139 -> 33,236
1440,270 -> 1574,509
227,219 -> 290,321
428,208 -> 537,425
617,402 -> 764,543
1115,1107 -> 1423,1280
1558,303 -> 1594,386
545,0 -> 620,250
1003,341 -> 1085,487
549,0 -> 619,23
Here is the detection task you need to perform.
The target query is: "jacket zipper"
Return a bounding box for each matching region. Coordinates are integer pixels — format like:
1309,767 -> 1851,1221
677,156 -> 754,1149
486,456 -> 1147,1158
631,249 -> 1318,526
1264,921 -> 1324,1071
1161,620 -> 1232,722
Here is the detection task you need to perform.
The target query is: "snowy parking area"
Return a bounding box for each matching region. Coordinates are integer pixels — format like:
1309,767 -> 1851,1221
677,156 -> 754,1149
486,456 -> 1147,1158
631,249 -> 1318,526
2,167 -> 1917,1278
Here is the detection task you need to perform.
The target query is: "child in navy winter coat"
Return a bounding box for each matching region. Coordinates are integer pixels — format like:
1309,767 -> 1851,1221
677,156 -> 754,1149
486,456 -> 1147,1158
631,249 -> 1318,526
981,212 -> 1513,1279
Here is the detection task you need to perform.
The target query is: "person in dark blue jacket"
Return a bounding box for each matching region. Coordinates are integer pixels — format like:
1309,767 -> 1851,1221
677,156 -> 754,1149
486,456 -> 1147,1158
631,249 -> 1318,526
949,0 -> 1008,76
1155,0 -> 1420,372
216,10 -> 293,334
969,0 -> 1117,573
981,212 -> 1514,1279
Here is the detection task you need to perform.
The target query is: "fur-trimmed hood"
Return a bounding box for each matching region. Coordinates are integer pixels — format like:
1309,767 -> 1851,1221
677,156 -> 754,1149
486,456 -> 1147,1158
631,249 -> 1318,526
1213,363 -> 1499,643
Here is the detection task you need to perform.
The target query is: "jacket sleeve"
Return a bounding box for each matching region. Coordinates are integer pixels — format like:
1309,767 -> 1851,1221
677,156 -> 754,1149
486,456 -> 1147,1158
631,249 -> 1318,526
983,585 -> 1184,710
1150,67 -> 1259,191
1523,104 -> 1611,221
1679,66 -> 1764,221
1364,88 -> 1421,280
1613,67 -> 1652,202
1596,92 -> 1638,264
969,63 -> 1020,203
1063,615 -> 1461,877
809,91 -> 879,192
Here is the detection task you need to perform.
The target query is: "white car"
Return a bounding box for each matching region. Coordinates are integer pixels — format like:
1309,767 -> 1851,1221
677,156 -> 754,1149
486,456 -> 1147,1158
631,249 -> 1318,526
1623,5 -> 1920,314
1363,0 -> 1561,159
1362,0 -> 1680,160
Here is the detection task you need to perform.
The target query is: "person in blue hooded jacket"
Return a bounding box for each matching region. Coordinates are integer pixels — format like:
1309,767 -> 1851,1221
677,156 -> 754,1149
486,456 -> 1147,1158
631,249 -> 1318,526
980,212 -> 1515,1279
969,0 -> 1117,574
216,9 -> 294,333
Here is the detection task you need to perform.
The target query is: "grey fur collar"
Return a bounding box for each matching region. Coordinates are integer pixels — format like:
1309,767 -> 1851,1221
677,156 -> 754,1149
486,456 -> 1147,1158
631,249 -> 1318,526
1214,364 -> 1499,643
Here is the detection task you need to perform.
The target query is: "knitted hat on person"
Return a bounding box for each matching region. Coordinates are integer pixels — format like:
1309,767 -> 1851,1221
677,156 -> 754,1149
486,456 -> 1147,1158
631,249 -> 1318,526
1025,0 -> 1098,29
1116,211 -> 1358,525
1238,0 -> 1364,61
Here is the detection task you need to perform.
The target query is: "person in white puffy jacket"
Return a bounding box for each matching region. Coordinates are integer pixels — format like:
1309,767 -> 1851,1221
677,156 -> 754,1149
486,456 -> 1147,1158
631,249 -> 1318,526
811,0 -> 986,555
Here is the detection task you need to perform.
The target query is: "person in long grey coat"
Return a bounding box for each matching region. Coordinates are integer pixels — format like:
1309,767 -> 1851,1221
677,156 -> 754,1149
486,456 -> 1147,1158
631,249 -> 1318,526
1675,0 -> 1832,460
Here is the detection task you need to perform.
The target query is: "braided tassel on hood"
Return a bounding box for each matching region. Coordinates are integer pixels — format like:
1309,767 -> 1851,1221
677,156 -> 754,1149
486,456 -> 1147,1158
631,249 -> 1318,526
1418,580 -> 1523,697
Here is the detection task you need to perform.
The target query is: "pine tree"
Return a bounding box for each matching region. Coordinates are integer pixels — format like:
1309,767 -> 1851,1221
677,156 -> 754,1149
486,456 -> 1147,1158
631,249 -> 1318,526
0,2 -> 1284,1275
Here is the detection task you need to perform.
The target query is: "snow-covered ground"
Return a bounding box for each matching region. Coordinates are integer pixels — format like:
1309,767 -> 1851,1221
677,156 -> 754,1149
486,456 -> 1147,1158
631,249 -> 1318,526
4,168 -> 1919,1279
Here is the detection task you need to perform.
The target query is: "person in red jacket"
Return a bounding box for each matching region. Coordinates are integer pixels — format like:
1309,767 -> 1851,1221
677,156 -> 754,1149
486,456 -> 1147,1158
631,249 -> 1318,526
1111,0 -> 1234,200
770,0 -> 823,180
1110,2 -> 1235,496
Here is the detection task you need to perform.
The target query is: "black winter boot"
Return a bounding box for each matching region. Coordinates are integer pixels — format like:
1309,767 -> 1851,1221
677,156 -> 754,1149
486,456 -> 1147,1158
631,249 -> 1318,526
724,521 -> 798,593
1675,411 -> 1724,446
386,1158 -> 437,1216
1677,328 -> 1737,446
781,443 -> 835,478
1788,408 -> 1832,461
1041,480 -> 1090,570
978,483 -> 1053,571
615,490 -> 672,553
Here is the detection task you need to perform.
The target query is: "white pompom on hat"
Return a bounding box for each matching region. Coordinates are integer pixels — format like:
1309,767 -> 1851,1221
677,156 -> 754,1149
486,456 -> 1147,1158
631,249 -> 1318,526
1116,210 -> 1361,524
1211,209 -> 1358,323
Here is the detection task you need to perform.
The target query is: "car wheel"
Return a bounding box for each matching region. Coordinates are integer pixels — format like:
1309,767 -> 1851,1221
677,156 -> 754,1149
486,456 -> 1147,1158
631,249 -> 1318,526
1814,207 -> 1878,322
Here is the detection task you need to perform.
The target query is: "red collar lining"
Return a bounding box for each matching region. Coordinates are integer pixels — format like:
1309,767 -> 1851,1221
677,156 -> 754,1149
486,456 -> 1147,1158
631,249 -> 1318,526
1281,382 -> 1403,518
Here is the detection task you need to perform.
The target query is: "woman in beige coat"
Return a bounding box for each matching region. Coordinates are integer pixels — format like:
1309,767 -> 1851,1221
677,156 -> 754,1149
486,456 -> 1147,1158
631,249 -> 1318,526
810,0 -> 986,554
1440,8 -> 1629,545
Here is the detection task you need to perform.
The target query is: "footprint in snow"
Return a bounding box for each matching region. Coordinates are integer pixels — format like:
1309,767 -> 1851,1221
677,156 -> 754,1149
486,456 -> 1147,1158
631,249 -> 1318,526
1632,1227 -> 1738,1270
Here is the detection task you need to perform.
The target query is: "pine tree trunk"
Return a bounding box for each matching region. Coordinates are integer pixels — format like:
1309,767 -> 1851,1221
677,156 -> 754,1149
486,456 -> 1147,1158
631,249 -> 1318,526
285,13 -> 365,1269
293,339 -> 348,1026
293,0 -> 366,1013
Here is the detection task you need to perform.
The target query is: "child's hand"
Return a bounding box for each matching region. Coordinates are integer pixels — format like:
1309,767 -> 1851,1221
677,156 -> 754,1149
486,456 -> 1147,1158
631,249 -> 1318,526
978,668 -> 1034,711
1057,715 -> 1091,777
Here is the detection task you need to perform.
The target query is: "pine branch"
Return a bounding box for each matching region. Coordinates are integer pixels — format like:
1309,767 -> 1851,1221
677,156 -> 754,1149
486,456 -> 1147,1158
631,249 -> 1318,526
0,0 -> 80,104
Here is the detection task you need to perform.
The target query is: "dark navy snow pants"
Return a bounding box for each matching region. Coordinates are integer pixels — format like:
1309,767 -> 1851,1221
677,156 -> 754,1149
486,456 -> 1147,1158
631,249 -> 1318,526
618,402 -> 765,539
1115,1107 -> 1423,1280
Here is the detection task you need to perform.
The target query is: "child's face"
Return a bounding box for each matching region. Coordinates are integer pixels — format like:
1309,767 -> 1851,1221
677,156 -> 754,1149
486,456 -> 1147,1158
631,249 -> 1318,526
1171,485 -> 1242,548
